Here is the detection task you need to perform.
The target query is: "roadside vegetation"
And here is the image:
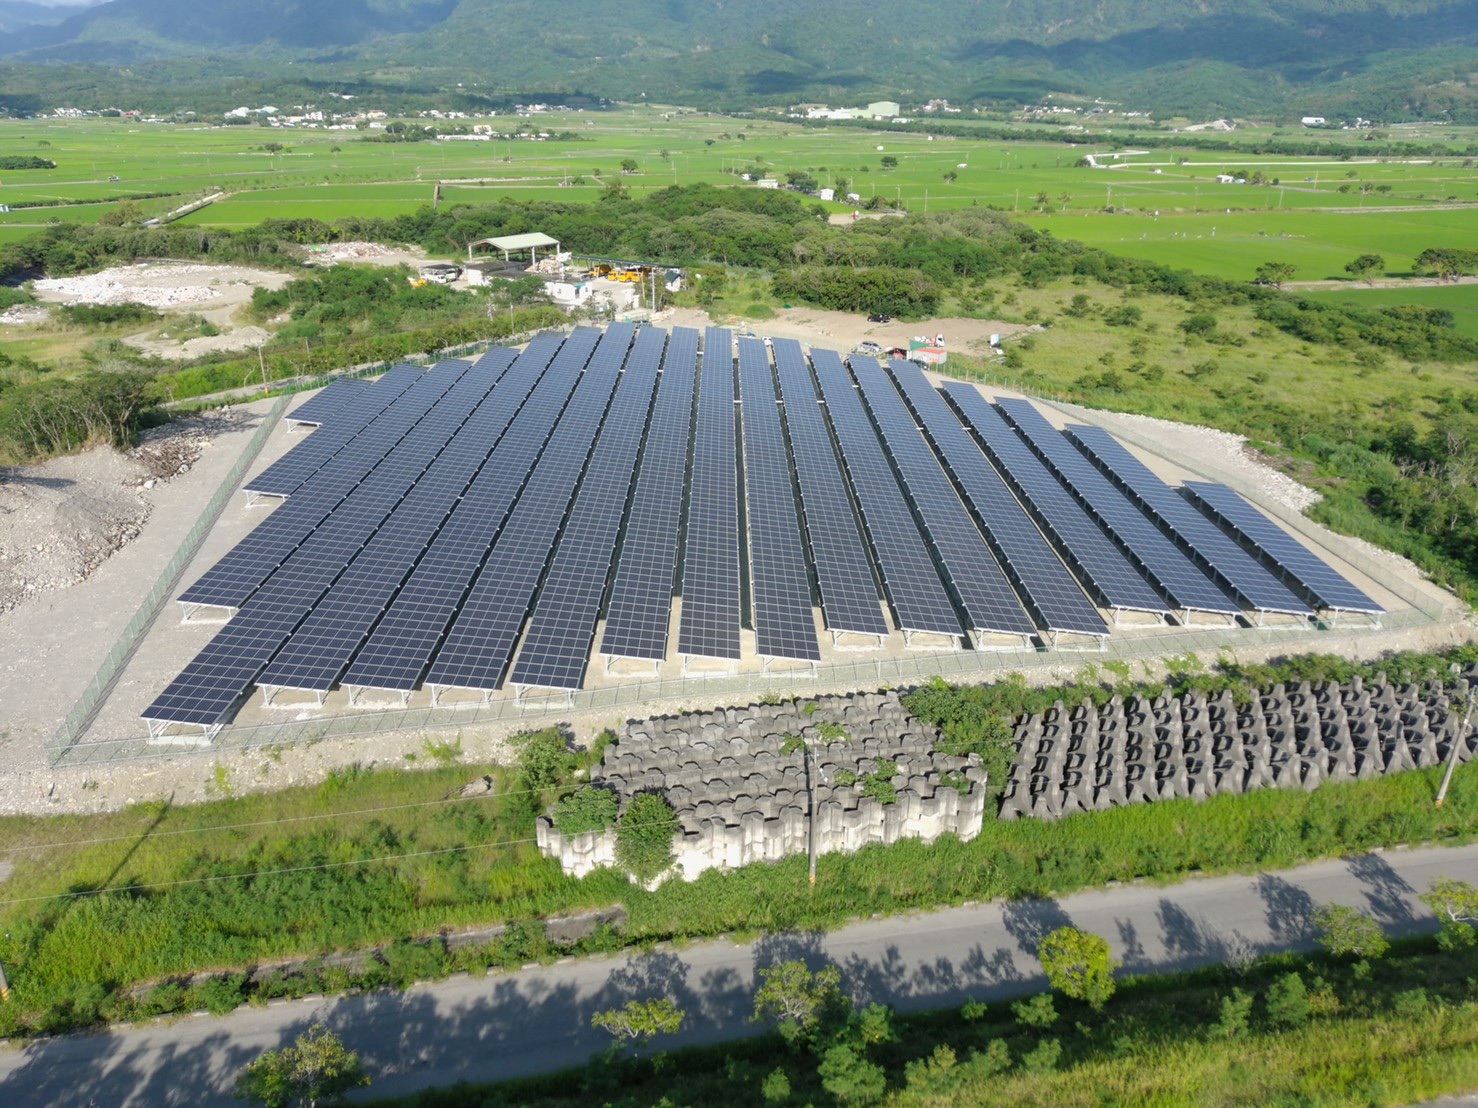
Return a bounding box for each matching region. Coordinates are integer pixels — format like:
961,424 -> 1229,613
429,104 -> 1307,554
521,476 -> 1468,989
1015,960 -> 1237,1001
0,646 -> 1475,1040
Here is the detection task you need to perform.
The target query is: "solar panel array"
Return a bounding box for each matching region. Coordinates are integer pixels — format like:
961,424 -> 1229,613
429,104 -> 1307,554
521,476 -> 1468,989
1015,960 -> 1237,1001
738,337 -> 821,663
810,349 -> 962,638
178,359 -> 477,611
676,328 -> 742,661
770,339 -> 887,639
143,352 -> 512,727
849,358 -> 1036,639
600,328 -> 700,661
339,329 -> 600,693
1065,425 -> 1312,617
286,376 -> 371,426
143,326 -> 1378,733
245,363 -> 425,497
996,397 -> 1242,618
882,361 -> 1107,638
1183,482 -> 1383,615
425,326 -> 633,693
942,385 -> 1171,617
508,327 -> 667,690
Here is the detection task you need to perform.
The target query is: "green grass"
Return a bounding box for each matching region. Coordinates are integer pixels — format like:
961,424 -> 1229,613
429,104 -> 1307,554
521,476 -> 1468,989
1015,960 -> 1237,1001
1300,284 -> 1478,339
386,936 -> 1478,1108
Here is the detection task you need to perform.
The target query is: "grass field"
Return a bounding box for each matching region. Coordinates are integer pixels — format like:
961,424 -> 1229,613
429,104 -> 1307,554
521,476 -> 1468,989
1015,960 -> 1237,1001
3,110 -> 1476,280
1299,283 -> 1478,338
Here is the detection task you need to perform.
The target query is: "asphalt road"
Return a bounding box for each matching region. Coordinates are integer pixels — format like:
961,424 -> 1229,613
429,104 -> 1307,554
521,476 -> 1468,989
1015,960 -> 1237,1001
3,842 -> 1476,1107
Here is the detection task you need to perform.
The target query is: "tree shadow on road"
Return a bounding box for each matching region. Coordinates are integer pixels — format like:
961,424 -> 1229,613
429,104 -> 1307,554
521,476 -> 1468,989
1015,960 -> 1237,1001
1345,852 -> 1417,927
1255,874 -> 1317,944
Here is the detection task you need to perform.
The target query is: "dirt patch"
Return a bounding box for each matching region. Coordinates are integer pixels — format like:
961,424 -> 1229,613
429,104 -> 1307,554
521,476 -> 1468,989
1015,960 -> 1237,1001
0,411 -> 242,616
304,241 -> 430,269
0,304 -> 50,327
659,305 -> 1024,356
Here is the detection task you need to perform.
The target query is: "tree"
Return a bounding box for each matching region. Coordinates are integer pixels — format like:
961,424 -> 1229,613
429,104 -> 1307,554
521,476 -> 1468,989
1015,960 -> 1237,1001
233,1023 -> 369,1108
1034,191 -> 1050,212
1345,254 -> 1385,284
879,155 -> 898,169
752,960 -> 846,1048
1421,877 -> 1478,948
1254,261 -> 1297,288
614,792 -> 678,882
1037,926 -> 1118,1010
817,1040 -> 886,1104
591,997 -> 685,1047
1313,903 -> 1389,961
1058,192 -> 1072,211
619,157 -> 639,174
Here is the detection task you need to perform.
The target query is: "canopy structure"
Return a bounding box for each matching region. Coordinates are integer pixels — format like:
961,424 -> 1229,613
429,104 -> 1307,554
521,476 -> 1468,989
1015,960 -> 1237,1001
468,231 -> 561,264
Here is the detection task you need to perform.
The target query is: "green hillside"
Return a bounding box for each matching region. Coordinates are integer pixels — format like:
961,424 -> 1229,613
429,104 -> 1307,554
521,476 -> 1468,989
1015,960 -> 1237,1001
0,0 -> 1473,120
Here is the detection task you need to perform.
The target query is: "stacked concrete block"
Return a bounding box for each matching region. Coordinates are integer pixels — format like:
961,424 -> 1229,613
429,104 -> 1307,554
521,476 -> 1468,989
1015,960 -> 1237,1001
539,691 -> 988,881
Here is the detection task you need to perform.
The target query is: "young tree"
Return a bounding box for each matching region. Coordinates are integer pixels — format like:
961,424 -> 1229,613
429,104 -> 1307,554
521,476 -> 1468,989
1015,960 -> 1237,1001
1254,260 -> 1297,288
1037,926 -> 1119,1009
591,997 -> 685,1048
1313,903 -> 1390,961
752,960 -> 846,1048
1421,877 -> 1478,948
1345,254 -> 1385,284
233,1023 -> 369,1108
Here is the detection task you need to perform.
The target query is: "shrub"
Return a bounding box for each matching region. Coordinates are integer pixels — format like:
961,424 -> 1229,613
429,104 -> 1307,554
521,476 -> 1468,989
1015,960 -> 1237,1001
1314,903 -> 1390,961
1038,926 -> 1119,1010
552,786 -> 619,836
615,793 -> 678,883
1012,992 -> 1057,1029
1021,1038 -> 1063,1074
1213,987 -> 1254,1038
1264,972 -> 1309,1027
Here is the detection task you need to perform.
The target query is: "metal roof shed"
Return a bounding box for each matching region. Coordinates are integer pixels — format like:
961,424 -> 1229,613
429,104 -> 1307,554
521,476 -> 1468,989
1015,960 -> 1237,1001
468,231 -> 561,264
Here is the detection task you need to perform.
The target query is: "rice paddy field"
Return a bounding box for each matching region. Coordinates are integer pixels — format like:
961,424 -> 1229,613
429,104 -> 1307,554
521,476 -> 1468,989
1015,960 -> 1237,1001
1,108 -> 1476,283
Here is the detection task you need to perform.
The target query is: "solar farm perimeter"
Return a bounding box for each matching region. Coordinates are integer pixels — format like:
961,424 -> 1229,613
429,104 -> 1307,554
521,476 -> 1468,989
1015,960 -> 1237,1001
130,323 -> 1402,745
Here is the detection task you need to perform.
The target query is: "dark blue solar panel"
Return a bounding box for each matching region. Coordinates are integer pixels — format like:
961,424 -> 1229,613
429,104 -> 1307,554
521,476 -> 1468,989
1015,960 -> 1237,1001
177,358 -> 483,611
942,384 -> 1171,617
883,362 -> 1106,638
1183,482 -> 1382,616
252,348 -> 524,693
245,362 -> 425,496
675,328 -> 742,661
600,327 -> 699,661
338,328 -> 607,693
848,358 -> 1035,639
286,376 -> 371,426
142,353 -> 515,727
770,339 -> 887,639
809,348 -> 961,638
508,328 -> 667,690
424,328 -> 632,693
738,337 -> 821,663
996,398 -> 1242,617
1066,425 -> 1312,617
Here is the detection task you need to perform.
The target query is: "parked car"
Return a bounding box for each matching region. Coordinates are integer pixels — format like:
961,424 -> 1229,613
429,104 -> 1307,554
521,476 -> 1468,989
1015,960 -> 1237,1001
854,341 -> 884,356
867,313 -> 891,323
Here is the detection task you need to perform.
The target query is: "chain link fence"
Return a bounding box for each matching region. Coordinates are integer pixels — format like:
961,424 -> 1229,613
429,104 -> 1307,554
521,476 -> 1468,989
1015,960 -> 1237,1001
47,396 -> 290,766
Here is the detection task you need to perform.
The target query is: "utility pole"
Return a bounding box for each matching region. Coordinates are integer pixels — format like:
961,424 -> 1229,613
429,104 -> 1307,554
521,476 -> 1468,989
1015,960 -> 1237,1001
257,344 -> 267,390
1436,684 -> 1476,808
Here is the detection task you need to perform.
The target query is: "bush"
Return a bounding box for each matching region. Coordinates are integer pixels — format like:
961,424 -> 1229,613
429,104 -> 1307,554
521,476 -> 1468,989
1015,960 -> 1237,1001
1038,926 -> 1118,1010
1212,987 -> 1254,1038
1264,971 -> 1309,1028
552,786 -> 619,836
1314,903 -> 1390,961
616,793 -> 679,883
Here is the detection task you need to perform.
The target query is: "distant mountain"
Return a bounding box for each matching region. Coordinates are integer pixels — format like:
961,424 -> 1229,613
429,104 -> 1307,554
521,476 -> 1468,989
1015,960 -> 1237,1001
0,0 -> 1473,120
0,0 -> 105,36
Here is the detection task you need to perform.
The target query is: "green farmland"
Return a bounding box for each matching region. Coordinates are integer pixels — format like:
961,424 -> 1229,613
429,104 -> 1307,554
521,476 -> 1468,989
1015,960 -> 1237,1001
1299,283 -> 1478,338
2,110 -> 1475,281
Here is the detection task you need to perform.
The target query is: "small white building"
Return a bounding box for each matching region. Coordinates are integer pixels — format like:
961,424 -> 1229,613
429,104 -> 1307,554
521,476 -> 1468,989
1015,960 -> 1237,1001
1301,116 -> 1327,126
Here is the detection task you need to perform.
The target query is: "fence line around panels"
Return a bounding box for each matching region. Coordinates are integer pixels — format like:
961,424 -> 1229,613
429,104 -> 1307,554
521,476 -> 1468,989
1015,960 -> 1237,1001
52,605 -> 1443,768
46,395 -> 291,767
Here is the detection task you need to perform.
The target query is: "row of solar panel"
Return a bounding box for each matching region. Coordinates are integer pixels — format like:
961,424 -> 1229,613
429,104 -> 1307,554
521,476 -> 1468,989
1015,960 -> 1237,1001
144,327 -> 1379,730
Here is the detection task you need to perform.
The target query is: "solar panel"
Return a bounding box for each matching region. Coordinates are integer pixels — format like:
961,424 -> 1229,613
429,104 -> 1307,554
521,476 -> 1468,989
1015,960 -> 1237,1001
244,362 -> 425,497
770,339 -> 887,640
942,384 -> 1172,617
847,358 -> 1036,640
142,352 -> 516,727
737,337 -> 821,663
338,328 -> 606,693
675,328 -> 742,661
424,327 -> 633,693
286,376 -> 372,426
599,327 -> 700,661
996,398 -> 1243,618
883,362 -> 1107,639
808,348 -> 962,639
507,328 -> 667,690
1183,482 -> 1383,616
1065,425 -> 1312,617
177,358 -> 484,611
252,348 -> 525,694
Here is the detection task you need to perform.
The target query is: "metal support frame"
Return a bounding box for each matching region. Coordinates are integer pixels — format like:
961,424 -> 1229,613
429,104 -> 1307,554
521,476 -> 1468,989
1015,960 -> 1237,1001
902,629 -> 957,651
512,684 -> 576,709
179,601 -> 236,624
428,684 -> 492,707
1176,608 -> 1241,629
970,629 -> 1036,652
680,654 -> 738,677
259,685 -> 327,708
241,489 -> 285,508
1110,606 -> 1170,627
603,653 -> 662,676
760,656 -> 819,679
829,629 -> 889,651
145,718 -> 220,746
345,685 -> 410,707
1045,629 -> 1110,652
